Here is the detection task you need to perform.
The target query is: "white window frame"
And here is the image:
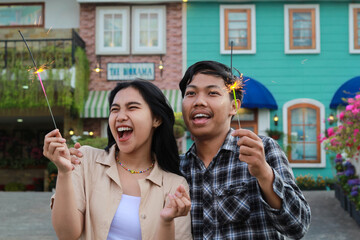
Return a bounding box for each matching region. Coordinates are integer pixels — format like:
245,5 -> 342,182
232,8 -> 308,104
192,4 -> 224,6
96,6 -> 130,55
284,4 -> 320,54
132,5 -> 166,55
349,4 -> 360,53
220,4 -> 256,54
283,98 -> 326,168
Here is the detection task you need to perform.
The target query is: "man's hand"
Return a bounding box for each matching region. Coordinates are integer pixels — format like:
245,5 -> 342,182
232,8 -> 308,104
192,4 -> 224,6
231,129 -> 272,181
232,129 -> 281,209
69,142 -> 83,165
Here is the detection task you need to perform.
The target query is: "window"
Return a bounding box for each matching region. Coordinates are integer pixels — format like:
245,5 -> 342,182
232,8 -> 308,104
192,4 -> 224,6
0,3 -> 44,28
231,108 -> 258,133
220,5 -> 256,54
284,4 -> 320,54
283,99 -> 325,168
132,6 -> 166,54
349,4 -> 360,53
96,6 -> 166,55
96,7 -> 130,55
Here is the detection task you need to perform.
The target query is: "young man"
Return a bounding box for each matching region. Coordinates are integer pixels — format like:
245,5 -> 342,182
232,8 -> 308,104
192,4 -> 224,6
178,61 -> 310,239
70,61 -> 310,239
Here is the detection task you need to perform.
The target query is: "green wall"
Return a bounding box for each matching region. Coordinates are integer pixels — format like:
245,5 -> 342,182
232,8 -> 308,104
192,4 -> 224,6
186,1 -> 360,178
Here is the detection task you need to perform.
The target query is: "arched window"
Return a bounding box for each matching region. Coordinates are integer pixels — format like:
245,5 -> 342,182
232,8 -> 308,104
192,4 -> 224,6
283,99 -> 325,168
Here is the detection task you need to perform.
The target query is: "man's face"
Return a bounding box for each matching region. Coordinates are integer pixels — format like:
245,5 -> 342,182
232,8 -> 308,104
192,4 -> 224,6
182,73 -> 236,140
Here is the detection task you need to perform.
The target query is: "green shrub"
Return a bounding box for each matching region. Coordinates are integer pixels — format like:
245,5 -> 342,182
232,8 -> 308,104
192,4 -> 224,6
76,137 -> 108,149
5,182 -> 26,191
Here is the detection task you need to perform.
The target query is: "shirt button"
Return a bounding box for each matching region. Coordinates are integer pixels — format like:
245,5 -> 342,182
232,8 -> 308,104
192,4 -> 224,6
141,214 -> 146,219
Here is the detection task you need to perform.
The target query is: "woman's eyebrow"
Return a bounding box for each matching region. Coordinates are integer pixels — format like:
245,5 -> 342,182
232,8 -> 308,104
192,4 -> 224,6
126,101 -> 141,107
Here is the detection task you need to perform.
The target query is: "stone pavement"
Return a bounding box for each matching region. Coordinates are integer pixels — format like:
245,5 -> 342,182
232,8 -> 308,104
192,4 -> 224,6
0,190 -> 359,239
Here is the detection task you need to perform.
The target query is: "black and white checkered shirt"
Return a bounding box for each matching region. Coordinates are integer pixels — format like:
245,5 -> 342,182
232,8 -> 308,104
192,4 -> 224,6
180,129 -> 311,240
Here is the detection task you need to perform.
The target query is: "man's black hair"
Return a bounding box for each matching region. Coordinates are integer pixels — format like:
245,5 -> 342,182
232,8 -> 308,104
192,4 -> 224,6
179,60 -> 243,101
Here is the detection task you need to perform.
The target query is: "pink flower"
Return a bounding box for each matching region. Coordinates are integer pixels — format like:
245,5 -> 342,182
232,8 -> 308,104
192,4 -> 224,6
339,111 -> 345,120
348,98 -> 355,104
336,153 -> 342,158
346,105 -> 354,111
354,129 -> 360,136
356,94 -> 360,100
327,128 -> 335,137
352,108 -> 360,115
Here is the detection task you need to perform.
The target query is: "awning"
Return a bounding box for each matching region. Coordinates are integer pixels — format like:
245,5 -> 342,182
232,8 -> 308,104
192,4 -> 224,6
82,89 -> 182,118
241,77 -> 278,110
330,76 -> 360,109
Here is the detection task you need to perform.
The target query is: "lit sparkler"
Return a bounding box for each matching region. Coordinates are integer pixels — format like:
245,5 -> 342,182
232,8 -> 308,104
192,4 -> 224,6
227,74 -> 243,129
18,30 -> 58,129
228,41 -> 242,129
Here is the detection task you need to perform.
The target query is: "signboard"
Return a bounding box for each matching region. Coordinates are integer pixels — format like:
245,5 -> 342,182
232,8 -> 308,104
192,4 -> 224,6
107,63 -> 155,81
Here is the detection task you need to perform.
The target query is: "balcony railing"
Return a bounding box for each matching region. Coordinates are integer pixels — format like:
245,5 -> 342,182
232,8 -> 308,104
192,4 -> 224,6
0,29 -> 85,69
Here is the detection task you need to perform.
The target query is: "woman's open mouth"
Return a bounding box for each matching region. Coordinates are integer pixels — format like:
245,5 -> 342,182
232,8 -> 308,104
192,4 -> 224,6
117,127 -> 133,141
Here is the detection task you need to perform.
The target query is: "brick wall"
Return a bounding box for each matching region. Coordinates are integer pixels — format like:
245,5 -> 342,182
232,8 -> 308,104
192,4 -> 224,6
79,3 -> 183,91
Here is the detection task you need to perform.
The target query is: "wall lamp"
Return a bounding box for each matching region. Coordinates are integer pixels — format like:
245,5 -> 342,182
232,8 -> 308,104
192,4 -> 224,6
69,128 -> 74,136
328,113 -> 335,125
93,56 -> 103,77
273,114 -> 279,126
159,55 -> 164,77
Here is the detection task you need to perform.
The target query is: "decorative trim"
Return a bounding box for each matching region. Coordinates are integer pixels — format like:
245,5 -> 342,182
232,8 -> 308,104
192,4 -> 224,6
349,4 -> 360,54
284,4 -> 320,54
283,98 -> 326,168
220,4 -> 256,54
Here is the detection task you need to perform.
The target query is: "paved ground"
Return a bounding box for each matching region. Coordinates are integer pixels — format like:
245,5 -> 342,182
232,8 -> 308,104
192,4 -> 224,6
0,190 -> 359,239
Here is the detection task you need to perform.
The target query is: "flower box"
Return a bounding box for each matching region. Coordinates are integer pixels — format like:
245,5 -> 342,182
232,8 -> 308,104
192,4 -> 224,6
334,184 -> 341,201
350,201 -> 360,226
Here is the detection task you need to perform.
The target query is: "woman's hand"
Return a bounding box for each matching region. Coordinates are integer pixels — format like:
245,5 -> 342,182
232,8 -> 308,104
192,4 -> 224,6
160,184 -> 191,223
43,129 -> 73,174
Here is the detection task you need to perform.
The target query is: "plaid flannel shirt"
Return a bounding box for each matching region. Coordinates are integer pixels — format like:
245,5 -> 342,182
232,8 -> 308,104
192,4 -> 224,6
180,129 -> 311,240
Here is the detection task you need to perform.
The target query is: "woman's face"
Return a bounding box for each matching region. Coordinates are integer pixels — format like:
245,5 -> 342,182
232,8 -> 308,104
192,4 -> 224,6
108,87 -> 160,155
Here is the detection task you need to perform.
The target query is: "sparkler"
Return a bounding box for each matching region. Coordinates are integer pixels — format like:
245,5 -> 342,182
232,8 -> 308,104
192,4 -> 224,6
18,30 -> 58,129
229,41 -> 242,129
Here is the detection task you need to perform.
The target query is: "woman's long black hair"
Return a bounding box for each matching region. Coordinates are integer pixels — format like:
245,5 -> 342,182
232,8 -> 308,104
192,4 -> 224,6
104,79 -> 181,176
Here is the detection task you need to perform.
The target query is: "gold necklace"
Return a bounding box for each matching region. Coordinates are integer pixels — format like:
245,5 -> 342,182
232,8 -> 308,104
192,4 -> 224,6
115,151 -> 154,174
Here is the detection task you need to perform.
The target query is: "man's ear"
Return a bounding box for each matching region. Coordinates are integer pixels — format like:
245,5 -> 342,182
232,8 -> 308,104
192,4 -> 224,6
230,99 -> 241,116
153,117 -> 162,128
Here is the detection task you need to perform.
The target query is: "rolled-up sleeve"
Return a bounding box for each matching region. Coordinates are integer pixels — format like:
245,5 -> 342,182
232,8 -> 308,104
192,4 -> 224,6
259,137 -> 311,239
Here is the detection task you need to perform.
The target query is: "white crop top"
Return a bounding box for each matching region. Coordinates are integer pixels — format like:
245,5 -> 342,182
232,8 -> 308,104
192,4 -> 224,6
107,194 -> 142,240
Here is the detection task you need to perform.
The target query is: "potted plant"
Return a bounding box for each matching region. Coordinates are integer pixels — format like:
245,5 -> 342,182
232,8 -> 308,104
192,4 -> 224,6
265,129 -> 283,140
173,112 -> 187,139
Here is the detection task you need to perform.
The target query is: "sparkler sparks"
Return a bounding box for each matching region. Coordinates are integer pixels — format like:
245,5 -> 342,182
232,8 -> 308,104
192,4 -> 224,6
18,30 -> 58,129
226,75 -> 243,129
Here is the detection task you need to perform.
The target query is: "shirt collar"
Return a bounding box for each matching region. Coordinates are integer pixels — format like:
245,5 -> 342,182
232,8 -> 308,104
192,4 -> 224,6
186,128 -> 237,158
145,159 -> 163,187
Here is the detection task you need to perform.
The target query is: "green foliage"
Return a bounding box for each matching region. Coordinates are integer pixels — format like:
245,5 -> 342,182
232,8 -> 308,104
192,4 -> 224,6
72,47 -> 90,117
0,157 -> 48,169
75,136 -> 108,149
0,47 -> 89,117
174,112 -> 187,138
5,182 -> 26,191
265,129 -> 283,140
295,174 -> 328,190
47,161 -> 58,175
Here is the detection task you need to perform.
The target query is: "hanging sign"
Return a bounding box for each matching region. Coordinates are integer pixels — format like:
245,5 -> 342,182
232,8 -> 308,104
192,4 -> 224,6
107,63 -> 155,81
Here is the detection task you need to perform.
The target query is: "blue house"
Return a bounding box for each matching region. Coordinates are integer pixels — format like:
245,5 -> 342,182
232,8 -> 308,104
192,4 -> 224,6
183,0 -> 360,178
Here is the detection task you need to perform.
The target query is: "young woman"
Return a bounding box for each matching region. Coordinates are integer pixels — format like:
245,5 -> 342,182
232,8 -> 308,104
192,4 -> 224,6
43,80 -> 192,240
